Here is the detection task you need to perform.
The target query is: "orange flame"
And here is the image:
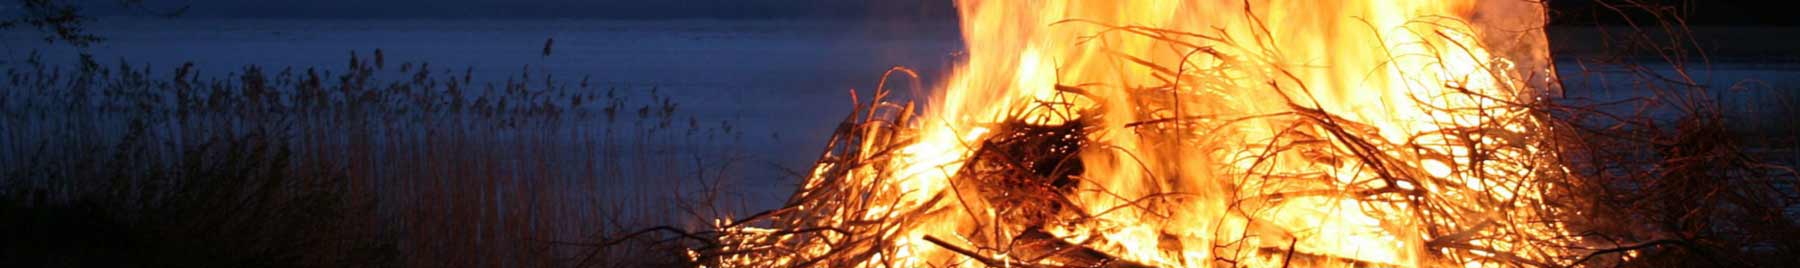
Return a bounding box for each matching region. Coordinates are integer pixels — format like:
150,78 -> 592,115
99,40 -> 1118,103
712,1 -> 1581,267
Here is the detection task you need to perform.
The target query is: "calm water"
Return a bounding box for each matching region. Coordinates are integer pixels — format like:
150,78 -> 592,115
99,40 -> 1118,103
4,18 -> 963,206
4,17 -> 960,157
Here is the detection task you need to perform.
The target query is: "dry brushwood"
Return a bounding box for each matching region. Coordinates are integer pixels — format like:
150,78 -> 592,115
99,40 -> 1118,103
669,2 -> 1800,267
960,111 -> 1093,228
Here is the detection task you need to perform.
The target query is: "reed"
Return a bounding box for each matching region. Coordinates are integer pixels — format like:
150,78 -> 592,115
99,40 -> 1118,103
0,48 -> 755,266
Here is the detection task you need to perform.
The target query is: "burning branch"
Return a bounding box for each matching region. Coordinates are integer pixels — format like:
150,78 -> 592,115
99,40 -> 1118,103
667,1 -> 1800,267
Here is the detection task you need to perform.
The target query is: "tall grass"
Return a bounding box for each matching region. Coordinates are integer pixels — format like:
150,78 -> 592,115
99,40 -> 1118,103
0,49 -> 757,266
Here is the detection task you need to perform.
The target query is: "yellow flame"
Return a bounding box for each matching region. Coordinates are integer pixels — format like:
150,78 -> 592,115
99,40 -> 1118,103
891,0 -> 1565,267
717,0 -> 1578,267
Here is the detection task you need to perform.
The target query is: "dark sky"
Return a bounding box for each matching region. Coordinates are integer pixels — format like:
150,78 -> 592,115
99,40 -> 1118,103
1549,0 -> 1800,26
105,0 -> 1797,25
126,0 -> 956,19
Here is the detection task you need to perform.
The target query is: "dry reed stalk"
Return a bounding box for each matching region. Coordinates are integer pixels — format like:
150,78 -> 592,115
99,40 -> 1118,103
1,47 -> 750,267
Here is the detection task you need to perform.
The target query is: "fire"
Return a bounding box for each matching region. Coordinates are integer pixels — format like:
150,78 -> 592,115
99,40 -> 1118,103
705,0 -> 1584,267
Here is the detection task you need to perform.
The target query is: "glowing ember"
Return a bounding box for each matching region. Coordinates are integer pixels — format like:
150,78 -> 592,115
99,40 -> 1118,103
703,0 -> 1587,267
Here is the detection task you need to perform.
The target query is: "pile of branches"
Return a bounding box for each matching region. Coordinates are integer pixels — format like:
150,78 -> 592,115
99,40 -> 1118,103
632,2 -> 1799,267
687,68 -> 1159,267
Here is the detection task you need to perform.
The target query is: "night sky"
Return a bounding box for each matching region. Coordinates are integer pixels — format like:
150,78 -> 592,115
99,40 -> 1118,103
87,0 -> 1787,26
1548,0 -> 1800,26
118,0 -> 956,20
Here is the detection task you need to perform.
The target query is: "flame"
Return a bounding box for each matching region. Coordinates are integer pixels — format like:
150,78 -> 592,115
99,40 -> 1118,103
710,1 -> 1581,267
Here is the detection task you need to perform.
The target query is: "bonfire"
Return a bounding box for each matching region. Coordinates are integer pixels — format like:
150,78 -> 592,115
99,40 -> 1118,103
671,0 -> 1798,267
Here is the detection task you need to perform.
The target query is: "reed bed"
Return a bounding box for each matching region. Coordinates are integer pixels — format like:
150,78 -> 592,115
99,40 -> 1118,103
0,49 -> 754,267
